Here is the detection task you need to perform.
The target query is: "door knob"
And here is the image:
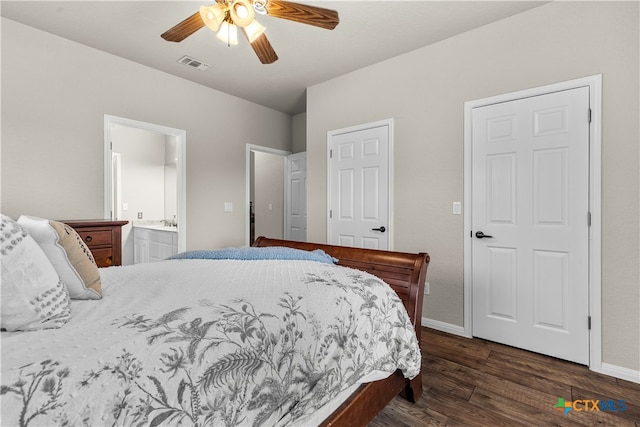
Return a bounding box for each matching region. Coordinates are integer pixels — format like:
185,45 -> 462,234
475,231 -> 493,239
371,226 -> 386,233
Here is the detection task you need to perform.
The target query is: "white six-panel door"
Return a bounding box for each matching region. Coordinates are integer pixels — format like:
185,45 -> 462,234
472,87 -> 590,365
285,152 -> 307,242
328,122 -> 390,250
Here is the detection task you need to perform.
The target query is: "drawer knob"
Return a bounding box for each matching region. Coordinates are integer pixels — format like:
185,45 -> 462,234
85,235 -> 93,242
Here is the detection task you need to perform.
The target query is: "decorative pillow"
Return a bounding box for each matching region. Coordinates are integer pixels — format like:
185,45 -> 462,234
1,214 -> 71,331
17,215 -> 102,300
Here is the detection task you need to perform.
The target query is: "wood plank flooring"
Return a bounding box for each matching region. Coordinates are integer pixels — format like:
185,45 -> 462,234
370,328 -> 640,426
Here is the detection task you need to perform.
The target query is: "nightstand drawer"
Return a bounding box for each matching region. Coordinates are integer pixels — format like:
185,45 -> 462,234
61,220 -> 128,267
77,230 -> 112,247
91,248 -> 115,267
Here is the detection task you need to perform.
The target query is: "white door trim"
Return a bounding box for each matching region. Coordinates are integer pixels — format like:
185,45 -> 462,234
463,75 -> 602,371
245,144 -> 291,246
103,115 -> 187,253
111,152 -> 122,220
326,118 -> 394,250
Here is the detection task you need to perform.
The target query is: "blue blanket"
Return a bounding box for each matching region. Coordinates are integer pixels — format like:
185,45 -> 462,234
168,246 -> 338,264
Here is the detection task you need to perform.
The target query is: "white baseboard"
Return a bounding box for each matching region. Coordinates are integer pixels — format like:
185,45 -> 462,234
422,317 -> 468,337
421,317 -> 640,385
597,363 -> 640,384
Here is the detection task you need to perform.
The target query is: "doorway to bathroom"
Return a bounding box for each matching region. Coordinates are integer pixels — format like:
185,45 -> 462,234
104,115 -> 186,265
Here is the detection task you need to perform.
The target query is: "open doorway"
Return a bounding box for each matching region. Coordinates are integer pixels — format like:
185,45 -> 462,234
245,144 -> 290,246
104,115 -> 186,264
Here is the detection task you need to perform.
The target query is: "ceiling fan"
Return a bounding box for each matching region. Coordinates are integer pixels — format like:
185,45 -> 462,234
161,0 -> 339,64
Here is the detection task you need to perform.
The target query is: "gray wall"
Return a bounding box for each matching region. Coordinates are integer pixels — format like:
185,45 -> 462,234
306,1 -> 639,371
292,112 -> 307,153
1,18 -> 291,249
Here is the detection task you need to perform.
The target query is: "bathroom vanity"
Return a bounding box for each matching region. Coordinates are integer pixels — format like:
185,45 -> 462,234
133,224 -> 178,263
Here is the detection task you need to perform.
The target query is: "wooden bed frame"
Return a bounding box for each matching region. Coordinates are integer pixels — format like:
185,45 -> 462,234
252,237 -> 430,426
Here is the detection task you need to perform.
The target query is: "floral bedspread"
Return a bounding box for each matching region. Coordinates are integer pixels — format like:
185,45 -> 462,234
1,259 -> 421,426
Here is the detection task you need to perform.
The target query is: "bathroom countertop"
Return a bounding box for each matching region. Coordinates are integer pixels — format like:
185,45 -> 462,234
132,222 -> 178,233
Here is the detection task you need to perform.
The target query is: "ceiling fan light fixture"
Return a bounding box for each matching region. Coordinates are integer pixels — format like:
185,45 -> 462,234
217,21 -> 239,45
230,0 -> 254,27
243,19 -> 266,43
162,0 -> 338,64
199,5 -> 225,32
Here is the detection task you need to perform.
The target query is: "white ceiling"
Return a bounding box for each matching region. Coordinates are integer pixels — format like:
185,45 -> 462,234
1,1 -> 547,115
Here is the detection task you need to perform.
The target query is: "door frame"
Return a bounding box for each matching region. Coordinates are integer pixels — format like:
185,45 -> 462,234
326,118 -> 394,250
111,152 -> 123,221
463,75 -> 602,370
245,144 -> 291,246
103,115 -> 187,253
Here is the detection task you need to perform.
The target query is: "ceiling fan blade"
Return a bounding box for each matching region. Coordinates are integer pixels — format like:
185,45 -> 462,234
161,11 -> 205,42
266,0 -> 339,30
248,33 -> 279,64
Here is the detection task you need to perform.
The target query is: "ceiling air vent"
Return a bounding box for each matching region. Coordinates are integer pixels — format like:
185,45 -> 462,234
177,55 -> 211,71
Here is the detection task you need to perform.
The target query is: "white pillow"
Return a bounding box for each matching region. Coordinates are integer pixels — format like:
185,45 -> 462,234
1,214 -> 71,331
17,215 -> 102,300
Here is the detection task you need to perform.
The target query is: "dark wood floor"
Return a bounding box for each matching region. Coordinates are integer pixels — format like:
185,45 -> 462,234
370,328 -> 640,426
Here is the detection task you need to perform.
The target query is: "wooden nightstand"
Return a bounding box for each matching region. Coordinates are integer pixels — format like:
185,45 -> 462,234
62,220 -> 128,267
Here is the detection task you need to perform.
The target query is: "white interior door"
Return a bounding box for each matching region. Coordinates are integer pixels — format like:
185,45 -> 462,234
285,152 -> 307,242
471,87 -> 590,365
328,121 -> 391,250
